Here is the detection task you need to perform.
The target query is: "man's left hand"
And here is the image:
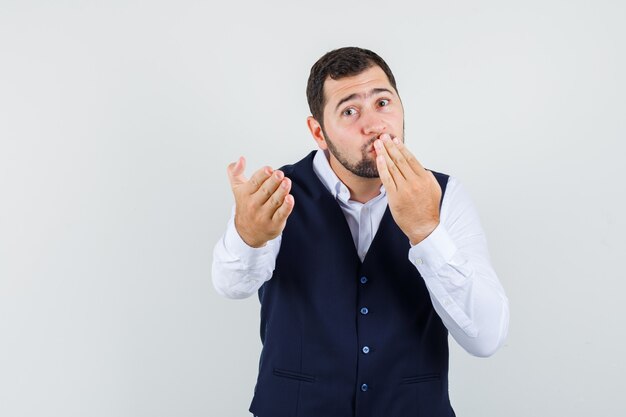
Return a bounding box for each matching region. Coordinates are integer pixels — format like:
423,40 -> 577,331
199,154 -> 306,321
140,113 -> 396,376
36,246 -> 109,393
374,134 -> 442,245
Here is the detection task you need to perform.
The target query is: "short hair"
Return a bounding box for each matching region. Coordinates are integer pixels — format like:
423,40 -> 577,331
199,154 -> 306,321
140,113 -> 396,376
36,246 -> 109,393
306,47 -> 398,128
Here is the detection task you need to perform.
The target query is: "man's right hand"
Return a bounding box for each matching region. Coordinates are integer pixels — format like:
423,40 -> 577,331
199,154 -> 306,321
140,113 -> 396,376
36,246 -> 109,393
227,156 -> 295,248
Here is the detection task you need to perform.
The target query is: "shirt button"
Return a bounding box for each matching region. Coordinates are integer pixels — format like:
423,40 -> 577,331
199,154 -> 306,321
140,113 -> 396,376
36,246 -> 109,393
362,346 -> 370,354
415,258 -> 423,265
360,276 -> 368,284
360,307 -> 369,315
361,383 -> 369,392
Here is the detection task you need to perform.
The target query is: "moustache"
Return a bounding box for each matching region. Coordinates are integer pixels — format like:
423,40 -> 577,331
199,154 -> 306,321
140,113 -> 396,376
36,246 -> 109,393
362,134 -> 397,153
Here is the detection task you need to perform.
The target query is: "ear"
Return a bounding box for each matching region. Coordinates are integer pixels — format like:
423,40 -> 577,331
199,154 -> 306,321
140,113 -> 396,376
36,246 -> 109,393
307,116 -> 328,150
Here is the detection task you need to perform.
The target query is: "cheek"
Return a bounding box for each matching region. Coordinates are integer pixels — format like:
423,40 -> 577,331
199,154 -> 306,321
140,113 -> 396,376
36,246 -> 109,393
391,111 -> 404,127
327,122 -> 355,138
332,118 -> 355,130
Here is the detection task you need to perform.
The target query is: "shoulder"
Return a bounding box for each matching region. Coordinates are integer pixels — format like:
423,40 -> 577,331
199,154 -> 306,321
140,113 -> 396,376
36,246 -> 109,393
278,151 -> 317,177
438,174 -> 481,222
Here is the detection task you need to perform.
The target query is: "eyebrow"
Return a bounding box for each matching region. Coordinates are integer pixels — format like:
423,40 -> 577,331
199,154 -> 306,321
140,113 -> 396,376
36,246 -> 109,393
334,88 -> 394,112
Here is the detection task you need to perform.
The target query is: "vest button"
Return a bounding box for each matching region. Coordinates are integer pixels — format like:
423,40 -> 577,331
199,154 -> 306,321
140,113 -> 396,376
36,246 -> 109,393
361,383 -> 369,392
360,276 -> 368,284
362,346 -> 370,354
360,307 -> 369,315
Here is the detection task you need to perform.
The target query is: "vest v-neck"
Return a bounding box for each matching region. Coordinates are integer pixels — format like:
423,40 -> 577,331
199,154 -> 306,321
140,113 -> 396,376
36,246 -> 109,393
296,152 -> 396,267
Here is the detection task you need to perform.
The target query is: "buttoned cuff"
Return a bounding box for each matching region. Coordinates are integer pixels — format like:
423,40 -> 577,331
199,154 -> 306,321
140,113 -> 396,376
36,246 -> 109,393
408,223 -> 458,277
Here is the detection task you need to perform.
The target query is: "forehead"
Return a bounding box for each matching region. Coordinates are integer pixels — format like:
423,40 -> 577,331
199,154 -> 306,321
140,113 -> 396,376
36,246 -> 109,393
323,66 -> 395,109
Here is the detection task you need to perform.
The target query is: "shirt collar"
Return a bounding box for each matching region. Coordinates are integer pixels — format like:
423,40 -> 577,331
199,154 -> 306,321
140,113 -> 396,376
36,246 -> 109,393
312,149 -> 385,205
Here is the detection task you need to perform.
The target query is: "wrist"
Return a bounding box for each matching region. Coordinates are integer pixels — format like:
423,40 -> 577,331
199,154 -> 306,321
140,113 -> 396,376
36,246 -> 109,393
407,220 -> 439,246
235,218 -> 268,248
241,235 -> 268,248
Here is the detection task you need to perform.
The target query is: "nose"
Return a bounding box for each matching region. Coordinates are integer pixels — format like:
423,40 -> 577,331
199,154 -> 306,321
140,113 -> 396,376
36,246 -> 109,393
360,110 -> 386,137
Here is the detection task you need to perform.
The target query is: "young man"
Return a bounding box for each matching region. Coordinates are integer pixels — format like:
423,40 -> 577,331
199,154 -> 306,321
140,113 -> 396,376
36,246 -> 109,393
212,47 -> 509,417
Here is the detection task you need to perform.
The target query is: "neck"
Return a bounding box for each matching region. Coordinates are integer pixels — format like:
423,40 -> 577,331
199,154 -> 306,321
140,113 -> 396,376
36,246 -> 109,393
328,156 -> 382,203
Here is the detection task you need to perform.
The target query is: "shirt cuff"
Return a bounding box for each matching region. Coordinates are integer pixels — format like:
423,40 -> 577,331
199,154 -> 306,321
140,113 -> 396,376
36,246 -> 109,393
408,223 -> 458,277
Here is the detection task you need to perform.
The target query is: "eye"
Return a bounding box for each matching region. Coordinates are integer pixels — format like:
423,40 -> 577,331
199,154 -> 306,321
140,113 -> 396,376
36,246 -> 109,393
378,99 -> 390,107
343,108 -> 357,117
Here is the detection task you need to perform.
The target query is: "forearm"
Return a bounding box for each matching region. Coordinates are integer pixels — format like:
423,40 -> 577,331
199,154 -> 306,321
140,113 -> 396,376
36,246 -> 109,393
410,178 -> 509,357
410,225 -> 509,356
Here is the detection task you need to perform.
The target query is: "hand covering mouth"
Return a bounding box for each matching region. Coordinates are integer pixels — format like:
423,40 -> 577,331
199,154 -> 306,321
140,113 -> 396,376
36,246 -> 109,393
365,134 -> 395,153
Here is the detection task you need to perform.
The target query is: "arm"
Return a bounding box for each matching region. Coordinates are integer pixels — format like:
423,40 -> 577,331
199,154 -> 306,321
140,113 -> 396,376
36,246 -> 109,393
375,135 -> 509,357
409,177 -> 509,357
211,156 -> 294,299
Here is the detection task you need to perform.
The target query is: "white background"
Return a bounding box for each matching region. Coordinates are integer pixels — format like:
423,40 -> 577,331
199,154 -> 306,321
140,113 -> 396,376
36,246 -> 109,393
1,1 -> 624,416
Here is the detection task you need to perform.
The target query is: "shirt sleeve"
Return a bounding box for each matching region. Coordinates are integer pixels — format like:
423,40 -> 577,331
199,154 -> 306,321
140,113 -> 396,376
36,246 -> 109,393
409,176 -> 510,357
211,207 -> 281,299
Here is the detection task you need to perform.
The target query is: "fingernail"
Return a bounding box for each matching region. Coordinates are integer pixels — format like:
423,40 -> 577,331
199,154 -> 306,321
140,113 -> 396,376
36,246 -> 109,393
392,137 -> 400,144
274,171 -> 283,180
374,140 -> 382,149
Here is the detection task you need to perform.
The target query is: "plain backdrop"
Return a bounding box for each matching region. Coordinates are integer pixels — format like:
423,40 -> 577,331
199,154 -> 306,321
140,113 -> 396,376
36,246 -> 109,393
1,1 -> 625,416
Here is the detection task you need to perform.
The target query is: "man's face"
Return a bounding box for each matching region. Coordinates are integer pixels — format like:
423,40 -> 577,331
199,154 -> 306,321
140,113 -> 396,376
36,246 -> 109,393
319,65 -> 404,178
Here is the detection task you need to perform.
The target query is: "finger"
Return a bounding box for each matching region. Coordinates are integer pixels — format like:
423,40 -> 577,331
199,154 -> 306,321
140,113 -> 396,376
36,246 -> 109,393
272,193 -> 295,223
380,134 -> 418,181
374,138 -> 404,185
263,177 -> 292,214
376,153 -> 397,192
227,156 -> 248,188
392,138 -> 427,176
251,169 -> 285,205
244,165 -> 274,195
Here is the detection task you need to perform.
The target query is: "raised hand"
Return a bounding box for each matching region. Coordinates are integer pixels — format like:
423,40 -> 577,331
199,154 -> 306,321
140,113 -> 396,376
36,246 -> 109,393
227,157 -> 295,248
374,134 -> 442,245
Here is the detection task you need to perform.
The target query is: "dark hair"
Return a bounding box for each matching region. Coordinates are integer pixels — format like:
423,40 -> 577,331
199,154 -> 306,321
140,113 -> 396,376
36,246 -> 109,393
306,47 -> 398,128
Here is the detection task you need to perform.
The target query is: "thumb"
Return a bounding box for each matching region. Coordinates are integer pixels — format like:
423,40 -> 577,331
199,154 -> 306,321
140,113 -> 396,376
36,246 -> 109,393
227,156 -> 247,187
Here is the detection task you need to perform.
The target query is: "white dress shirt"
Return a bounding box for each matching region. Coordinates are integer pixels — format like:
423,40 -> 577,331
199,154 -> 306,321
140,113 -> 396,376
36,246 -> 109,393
212,150 -> 509,357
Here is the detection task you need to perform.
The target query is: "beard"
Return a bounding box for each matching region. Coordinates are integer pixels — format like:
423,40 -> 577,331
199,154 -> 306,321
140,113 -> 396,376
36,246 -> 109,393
322,129 -> 380,178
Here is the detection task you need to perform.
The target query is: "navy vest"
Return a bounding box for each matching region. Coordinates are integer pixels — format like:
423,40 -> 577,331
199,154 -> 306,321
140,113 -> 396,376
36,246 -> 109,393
249,151 -> 455,417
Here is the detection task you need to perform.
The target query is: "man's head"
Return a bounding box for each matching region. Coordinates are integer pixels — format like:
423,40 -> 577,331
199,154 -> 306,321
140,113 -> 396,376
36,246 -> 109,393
306,47 -> 404,179
306,47 -> 399,130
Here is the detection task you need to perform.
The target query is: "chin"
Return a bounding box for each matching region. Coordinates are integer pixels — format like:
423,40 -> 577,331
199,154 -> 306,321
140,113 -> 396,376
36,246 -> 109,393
352,165 -> 379,179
